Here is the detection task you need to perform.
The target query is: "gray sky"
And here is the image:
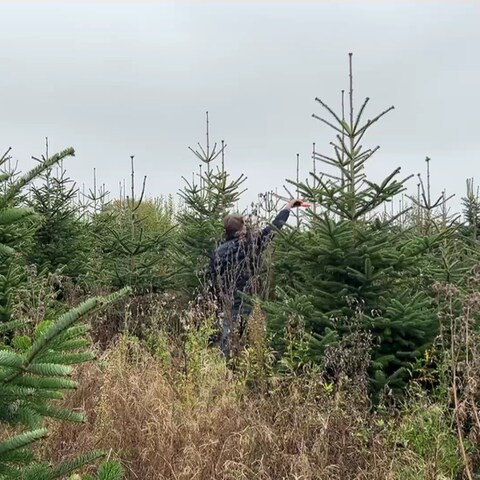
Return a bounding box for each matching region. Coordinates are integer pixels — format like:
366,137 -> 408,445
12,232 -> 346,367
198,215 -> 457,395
1,2 -> 479,213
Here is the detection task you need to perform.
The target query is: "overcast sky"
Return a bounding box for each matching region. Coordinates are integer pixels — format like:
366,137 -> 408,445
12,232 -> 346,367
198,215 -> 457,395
1,2 -> 479,213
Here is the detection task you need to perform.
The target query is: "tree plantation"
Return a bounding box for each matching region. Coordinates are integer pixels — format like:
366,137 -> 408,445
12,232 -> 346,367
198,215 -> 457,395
1,55 -> 480,479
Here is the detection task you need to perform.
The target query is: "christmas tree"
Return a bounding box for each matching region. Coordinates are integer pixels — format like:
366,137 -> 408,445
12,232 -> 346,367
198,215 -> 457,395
265,54 -> 444,396
27,139 -> 89,280
89,156 -> 174,294
175,112 -> 246,296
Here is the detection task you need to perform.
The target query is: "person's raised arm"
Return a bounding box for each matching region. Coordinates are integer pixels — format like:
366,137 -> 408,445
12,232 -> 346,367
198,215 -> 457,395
260,198 -> 303,241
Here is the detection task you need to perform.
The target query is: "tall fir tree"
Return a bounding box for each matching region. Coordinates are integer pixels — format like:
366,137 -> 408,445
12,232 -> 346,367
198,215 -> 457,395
265,54 -> 445,396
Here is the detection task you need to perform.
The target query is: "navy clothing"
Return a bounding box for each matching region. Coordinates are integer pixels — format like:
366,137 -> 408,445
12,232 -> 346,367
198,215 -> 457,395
207,209 -> 290,355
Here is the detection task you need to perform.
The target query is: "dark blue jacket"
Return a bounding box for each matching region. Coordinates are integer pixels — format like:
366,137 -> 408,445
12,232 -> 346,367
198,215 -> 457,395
206,209 -> 290,305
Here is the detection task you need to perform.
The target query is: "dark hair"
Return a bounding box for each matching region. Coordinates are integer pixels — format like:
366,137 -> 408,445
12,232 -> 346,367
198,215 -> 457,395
223,214 -> 245,240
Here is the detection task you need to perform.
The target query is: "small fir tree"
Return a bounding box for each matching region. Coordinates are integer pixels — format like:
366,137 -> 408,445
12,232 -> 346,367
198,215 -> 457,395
27,141 -> 89,279
461,178 -> 480,245
175,112 -> 246,295
0,148 -> 76,327
89,156 -> 174,293
406,160 -> 475,289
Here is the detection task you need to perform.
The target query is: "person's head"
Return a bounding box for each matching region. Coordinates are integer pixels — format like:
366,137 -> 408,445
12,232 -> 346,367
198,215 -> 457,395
223,214 -> 246,240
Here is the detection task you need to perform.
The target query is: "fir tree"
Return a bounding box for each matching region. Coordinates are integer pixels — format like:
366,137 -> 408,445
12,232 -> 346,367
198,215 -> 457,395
406,160 -> 474,289
27,141 -> 89,279
176,112 -> 246,295
461,178 -> 480,245
0,148 -> 76,327
266,54 -> 444,396
89,156 -> 174,293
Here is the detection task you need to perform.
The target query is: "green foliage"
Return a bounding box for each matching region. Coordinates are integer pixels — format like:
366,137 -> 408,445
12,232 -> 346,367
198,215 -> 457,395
0,287 -> 130,478
0,148 -> 75,326
89,193 -> 175,293
67,459 -> 124,480
267,221 -> 441,395
460,177 -> 480,246
388,388 -> 466,479
95,460 -> 124,480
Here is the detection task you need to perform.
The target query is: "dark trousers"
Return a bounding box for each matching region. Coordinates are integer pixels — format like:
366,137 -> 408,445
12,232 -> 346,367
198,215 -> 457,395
220,296 -> 252,357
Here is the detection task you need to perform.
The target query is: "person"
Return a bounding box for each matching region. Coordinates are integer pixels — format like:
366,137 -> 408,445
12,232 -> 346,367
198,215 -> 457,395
206,198 -> 302,356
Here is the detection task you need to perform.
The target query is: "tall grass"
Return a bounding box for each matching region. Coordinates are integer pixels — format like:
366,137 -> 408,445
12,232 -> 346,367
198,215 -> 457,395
40,302 -> 465,480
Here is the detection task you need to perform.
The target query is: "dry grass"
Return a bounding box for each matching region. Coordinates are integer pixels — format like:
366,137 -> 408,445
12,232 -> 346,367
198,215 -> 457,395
35,296 -> 471,480
42,331 -> 397,480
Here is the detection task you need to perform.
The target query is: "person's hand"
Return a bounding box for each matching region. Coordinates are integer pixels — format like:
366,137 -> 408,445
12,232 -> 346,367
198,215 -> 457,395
287,198 -> 303,210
